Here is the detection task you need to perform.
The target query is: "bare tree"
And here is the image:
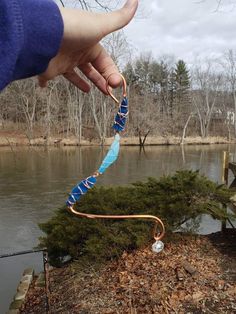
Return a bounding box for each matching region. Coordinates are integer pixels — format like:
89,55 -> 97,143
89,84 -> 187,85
222,50 -> 236,136
14,80 -> 39,141
57,0 -> 122,11
62,80 -> 87,142
180,113 -> 194,144
199,0 -> 235,12
89,87 -> 114,144
103,31 -> 132,69
1,51 -> 235,143
192,60 -> 222,138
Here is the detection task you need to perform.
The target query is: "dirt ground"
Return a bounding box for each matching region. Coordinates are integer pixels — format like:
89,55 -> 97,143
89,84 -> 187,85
21,230 -> 236,314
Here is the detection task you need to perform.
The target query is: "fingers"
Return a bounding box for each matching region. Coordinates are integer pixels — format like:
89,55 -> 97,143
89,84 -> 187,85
79,61 -> 121,95
78,44 -> 123,93
39,44 -> 123,93
38,0 -> 139,92
91,45 -> 122,89
63,70 -> 91,93
79,63 -> 107,94
38,76 -> 48,88
39,70 -> 91,92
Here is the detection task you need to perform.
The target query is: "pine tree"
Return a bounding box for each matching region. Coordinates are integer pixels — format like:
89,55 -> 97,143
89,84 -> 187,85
173,60 -> 191,114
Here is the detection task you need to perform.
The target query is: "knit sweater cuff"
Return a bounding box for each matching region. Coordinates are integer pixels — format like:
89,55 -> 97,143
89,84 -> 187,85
13,0 -> 64,80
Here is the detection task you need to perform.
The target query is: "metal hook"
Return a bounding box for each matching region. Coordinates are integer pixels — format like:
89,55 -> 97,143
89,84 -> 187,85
106,73 -> 127,104
68,206 -> 165,242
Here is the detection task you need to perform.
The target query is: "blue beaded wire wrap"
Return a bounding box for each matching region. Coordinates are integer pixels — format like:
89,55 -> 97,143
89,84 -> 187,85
66,176 -> 97,207
113,97 -> 128,132
66,96 -> 128,207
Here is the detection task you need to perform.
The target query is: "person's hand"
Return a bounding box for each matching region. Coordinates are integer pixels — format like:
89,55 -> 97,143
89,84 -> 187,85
38,0 -> 138,93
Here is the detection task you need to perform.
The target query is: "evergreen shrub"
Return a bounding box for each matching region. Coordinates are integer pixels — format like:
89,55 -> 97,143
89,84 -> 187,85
39,170 -> 235,266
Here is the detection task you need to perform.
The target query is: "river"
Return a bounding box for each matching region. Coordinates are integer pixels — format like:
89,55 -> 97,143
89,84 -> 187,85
0,144 -> 235,313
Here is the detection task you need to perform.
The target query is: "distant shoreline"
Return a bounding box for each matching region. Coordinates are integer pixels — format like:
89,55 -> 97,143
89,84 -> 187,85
0,132 -> 233,147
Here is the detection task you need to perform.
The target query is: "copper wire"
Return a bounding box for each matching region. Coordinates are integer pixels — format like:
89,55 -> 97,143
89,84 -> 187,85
106,73 -> 127,104
68,206 -> 165,241
68,74 -> 165,244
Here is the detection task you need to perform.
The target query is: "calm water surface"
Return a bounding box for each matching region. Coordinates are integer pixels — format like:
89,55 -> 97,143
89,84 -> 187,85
0,144 -> 235,312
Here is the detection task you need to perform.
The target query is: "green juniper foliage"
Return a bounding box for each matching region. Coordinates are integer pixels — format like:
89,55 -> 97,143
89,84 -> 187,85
39,170 -> 234,266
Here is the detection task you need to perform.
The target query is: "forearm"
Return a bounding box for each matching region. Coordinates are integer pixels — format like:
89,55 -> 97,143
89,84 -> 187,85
0,0 -> 63,91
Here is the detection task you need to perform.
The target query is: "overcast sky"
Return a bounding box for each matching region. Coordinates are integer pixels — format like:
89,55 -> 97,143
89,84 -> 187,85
122,0 -> 236,65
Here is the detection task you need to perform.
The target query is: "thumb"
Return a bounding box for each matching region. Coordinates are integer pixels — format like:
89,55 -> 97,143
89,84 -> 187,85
99,0 -> 139,36
59,0 -> 138,49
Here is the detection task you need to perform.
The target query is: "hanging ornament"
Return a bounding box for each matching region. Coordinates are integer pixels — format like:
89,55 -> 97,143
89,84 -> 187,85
67,74 -> 165,253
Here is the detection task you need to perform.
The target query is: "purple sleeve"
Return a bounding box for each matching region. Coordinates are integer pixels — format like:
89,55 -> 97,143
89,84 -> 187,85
0,0 -> 64,90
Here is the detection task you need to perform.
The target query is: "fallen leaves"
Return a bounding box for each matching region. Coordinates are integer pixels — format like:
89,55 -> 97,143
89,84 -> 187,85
21,233 -> 236,314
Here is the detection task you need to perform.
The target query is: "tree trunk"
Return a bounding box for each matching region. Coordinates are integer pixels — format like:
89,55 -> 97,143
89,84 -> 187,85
138,130 -> 150,146
180,114 -> 192,145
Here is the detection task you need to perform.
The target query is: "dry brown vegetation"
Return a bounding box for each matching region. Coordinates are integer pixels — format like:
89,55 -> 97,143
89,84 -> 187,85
21,231 -> 236,314
0,130 -> 231,147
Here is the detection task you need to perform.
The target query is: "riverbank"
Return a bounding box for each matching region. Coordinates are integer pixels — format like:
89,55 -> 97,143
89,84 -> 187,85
20,231 -> 236,314
0,130 -> 232,146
